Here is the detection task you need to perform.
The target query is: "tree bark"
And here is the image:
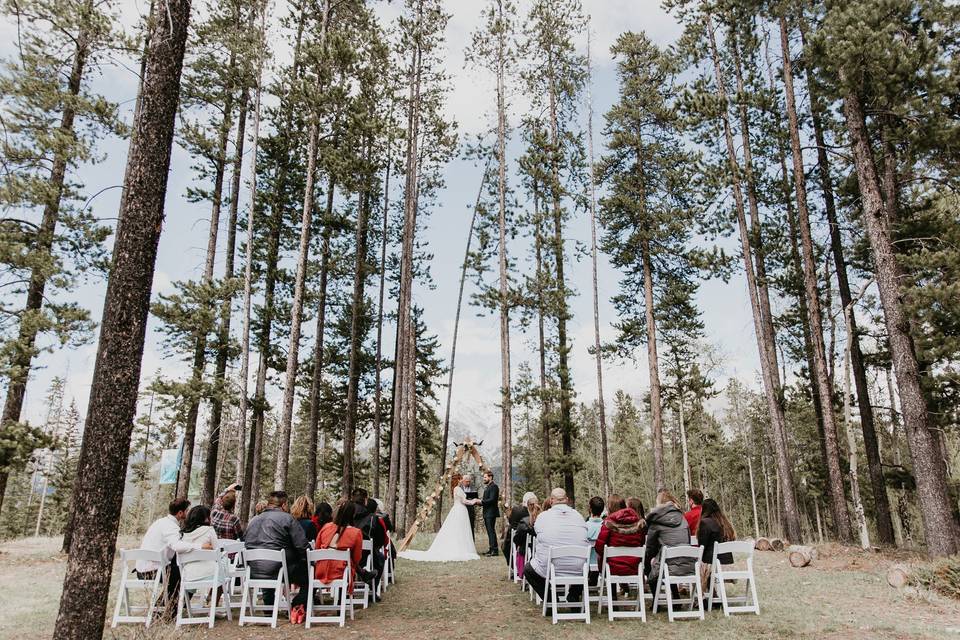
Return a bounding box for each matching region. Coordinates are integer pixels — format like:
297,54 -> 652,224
203,66 -> 250,506
495,0 -> 514,506
305,177 -> 335,498
372,145 -> 392,499
342,144 -> 374,494
706,13 -> 802,542
641,242 -> 666,491
54,1 -> 191,635
840,84 -> 960,556
546,53 -> 575,503
585,31 -> 610,498
779,15 -> 851,542
176,55 -> 237,499
275,111 -> 321,490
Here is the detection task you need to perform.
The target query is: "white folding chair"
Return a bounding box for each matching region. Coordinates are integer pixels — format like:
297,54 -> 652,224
306,549 -> 354,627
111,549 -> 166,628
175,549 -> 232,628
541,546 -> 591,624
587,560 -> 601,607
509,538 -> 520,583
597,546 -> 647,621
239,549 -> 291,628
384,540 -> 396,586
350,540 -> 373,609
216,540 -> 245,606
652,545 -> 704,621
707,541 -> 759,616
522,535 -> 537,599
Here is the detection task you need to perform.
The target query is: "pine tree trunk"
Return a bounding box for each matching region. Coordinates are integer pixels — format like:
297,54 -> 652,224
586,31 -> 610,498
840,84 -> 960,556
844,304 -> 871,549
342,148 -> 374,494
706,13 -> 802,542
390,14 -> 423,528
235,0 -> 266,509
275,115 -> 320,490
54,2 -> 191,636
495,1 -> 513,505
305,177 -> 335,497
533,186 -> 551,495
372,150 -> 392,499
244,0 -> 309,518
546,60 -> 575,503
0,0 -> 94,517
641,242 -> 666,491
203,72 -> 250,506
779,17 -> 851,541
176,61 -> 237,498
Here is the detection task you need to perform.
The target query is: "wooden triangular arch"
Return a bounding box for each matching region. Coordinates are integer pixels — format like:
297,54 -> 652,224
398,438 -> 492,552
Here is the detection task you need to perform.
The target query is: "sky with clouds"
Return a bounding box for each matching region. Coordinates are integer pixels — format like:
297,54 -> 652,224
5,0 -> 765,450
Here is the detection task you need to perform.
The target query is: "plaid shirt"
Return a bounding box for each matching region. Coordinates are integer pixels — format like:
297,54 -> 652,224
211,491 -> 243,540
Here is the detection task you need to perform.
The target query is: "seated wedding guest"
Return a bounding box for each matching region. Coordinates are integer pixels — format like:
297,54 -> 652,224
136,497 -> 190,599
502,491 -> 537,565
373,499 -> 397,562
585,496 -> 605,583
212,484 -> 243,540
170,505 -> 228,590
291,495 -> 317,542
645,490 -> 693,595
594,496 -> 644,587
351,489 -> 385,599
314,500 -> 364,592
245,491 -> 310,624
697,498 -> 736,589
513,501 -> 542,577
685,488 -> 704,538
254,499 -> 268,516
523,488 -> 589,604
314,501 -> 333,531
626,496 -> 647,538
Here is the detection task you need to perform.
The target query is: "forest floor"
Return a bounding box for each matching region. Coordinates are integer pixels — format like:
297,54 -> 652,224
1,534 -> 959,639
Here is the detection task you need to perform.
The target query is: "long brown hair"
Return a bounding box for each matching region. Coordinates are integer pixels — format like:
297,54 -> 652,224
699,498 -> 736,541
606,494 -> 625,513
656,490 -> 681,509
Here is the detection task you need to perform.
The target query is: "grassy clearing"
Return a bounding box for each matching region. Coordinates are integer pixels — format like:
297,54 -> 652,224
1,534 -> 958,639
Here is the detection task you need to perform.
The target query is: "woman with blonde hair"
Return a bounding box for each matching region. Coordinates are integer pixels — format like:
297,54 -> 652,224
291,495 -> 317,542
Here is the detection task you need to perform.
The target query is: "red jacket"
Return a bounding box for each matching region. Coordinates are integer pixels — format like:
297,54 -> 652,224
595,508 -> 645,575
685,504 -> 702,538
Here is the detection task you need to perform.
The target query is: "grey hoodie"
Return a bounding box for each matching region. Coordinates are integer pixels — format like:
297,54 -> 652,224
644,503 -> 695,576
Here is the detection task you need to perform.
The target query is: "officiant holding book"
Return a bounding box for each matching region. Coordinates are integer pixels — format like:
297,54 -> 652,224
480,470 -> 500,556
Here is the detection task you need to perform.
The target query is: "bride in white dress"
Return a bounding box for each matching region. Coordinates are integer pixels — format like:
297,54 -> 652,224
399,474 -> 480,562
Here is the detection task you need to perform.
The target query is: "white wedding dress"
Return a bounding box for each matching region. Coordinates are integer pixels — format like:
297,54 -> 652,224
399,485 -> 480,562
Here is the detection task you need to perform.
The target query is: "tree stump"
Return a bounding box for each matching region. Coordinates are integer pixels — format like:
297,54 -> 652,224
770,538 -> 785,552
788,545 -> 815,568
887,564 -> 912,589
755,537 -> 772,551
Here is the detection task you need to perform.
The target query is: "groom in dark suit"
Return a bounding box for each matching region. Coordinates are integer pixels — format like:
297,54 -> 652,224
480,470 -> 500,556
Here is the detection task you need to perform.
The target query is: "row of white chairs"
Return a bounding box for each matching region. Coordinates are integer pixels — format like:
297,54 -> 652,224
508,536 -> 759,624
112,537 -> 397,629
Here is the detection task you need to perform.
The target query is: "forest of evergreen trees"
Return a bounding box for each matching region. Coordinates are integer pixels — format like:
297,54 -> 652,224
0,0 -> 958,636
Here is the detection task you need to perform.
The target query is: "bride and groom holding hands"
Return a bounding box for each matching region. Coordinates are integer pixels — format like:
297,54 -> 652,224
399,470 -> 500,562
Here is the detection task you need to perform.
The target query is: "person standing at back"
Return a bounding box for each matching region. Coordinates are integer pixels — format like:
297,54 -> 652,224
211,484 -> 243,540
480,470 -> 500,556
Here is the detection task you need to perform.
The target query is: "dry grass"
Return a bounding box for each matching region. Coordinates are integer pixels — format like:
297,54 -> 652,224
1,534 -> 959,639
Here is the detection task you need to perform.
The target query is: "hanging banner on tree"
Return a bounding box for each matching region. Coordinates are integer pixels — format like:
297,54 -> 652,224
159,447 -> 181,485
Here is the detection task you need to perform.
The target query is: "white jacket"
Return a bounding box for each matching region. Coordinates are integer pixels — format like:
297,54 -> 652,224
171,525 -> 226,583
135,515 -> 180,573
